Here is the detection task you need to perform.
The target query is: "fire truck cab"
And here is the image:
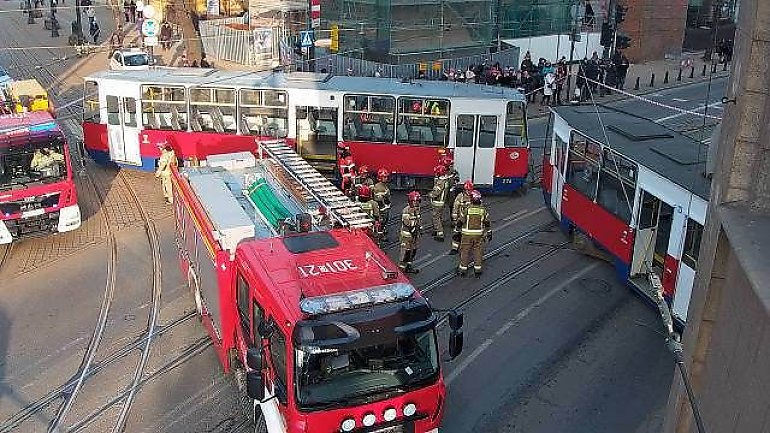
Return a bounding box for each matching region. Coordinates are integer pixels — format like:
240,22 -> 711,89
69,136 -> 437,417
172,141 -> 463,433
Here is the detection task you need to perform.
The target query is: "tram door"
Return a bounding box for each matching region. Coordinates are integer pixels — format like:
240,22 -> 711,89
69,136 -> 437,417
296,106 -> 338,171
105,95 -> 141,166
454,114 -> 497,185
631,191 -> 674,276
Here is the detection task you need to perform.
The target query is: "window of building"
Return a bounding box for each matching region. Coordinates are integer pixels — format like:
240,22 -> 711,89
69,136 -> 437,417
189,87 -> 236,133
565,131 -> 601,200
504,101 -> 527,147
682,219 -> 703,269
141,85 -> 188,131
83,81 -> 100,123
596,149 -> 637,223
396,97 -> 449,146
342,94 -> 395,143
239,89 -> 288,138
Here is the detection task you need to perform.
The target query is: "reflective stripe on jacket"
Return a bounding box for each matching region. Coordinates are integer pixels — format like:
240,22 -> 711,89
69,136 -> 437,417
461,205 -> 488,236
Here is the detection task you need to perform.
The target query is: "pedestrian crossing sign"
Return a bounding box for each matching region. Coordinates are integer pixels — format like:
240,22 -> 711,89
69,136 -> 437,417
300,30 -> 314,48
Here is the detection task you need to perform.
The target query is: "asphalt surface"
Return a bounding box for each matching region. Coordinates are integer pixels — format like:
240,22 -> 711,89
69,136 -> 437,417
0,8 -> 725,432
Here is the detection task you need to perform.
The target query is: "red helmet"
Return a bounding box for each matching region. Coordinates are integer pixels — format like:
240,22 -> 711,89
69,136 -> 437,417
407,190 -> 421,205
470,189 -> 482,204
358,184 -> 372,199
440,155 -> 454,168
463,180 -> 474,193
377,168 -> 390,182
338,143 -> 352,158
359,164 -> 370,176
434,164 -> 447,176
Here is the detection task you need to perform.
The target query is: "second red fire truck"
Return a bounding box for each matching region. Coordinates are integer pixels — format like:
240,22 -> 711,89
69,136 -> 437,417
172,140 -> 463,433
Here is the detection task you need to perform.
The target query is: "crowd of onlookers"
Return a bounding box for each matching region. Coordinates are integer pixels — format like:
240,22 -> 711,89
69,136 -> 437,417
417,49 -> 631,106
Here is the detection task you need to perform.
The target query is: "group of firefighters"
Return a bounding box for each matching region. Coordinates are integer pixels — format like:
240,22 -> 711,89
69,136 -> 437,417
338,145 -> 491,277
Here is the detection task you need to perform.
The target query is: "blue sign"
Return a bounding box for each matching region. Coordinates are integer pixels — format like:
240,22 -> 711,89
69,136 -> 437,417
300,30 -> 314,48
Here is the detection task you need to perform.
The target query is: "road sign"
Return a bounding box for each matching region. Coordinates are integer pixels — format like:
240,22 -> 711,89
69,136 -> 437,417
330,24 -> 339,52
142,18 -> 158,37
300,30 -> 314,48
144,35 -> 158,47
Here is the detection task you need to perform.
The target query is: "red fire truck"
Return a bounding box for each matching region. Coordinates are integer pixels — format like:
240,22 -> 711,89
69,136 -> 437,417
0,111 -> 80,243
172,140 -> 463,433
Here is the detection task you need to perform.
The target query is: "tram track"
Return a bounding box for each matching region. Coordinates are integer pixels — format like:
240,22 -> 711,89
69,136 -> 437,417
0,243 -> 13,275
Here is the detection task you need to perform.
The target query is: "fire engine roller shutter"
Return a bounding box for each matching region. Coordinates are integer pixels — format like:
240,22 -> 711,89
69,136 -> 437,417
246,178 -> 293,229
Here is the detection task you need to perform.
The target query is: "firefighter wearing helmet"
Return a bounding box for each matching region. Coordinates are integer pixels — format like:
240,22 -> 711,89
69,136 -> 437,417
450,180 -> 474,254
155,142 -> 177,204
428,164 -> 450,241
357,184 -> 382,243
458,190 -> 490,277
399,191 -> 423,273
373,168 -> 391,236
337,144 -> 357,195
353,164 -> 374,194
440,154 -> 460,191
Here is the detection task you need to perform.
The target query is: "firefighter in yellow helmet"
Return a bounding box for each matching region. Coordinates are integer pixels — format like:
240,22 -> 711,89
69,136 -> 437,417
458,190 -> 490,277
429,164 -> 450,241
399,191 -> 422,274
450,180 -> 474,254
155,142 -> 177,204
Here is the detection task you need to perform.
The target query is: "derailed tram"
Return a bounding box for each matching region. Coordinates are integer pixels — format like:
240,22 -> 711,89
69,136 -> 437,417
542,105 -> 709,324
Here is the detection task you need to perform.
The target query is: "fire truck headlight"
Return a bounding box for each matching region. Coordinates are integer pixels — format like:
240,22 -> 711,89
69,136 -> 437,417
383,407 -> 397,422
341,418 -> 356,432
362,413 -> 376,427
403,403 -> 417,417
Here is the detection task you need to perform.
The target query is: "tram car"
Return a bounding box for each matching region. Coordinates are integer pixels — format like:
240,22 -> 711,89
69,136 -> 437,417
542,105 -> 709,324
81,69 -> 529,192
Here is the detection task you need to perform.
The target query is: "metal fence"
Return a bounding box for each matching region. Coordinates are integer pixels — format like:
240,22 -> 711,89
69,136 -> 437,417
199,16 -> 252,65
296,47 -> 521,79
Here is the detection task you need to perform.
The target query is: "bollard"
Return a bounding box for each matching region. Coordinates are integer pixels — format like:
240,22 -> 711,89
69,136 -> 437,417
664,71 -> 669,84
634,76 -> 640,90
702,64 -> 707,76
649,73 -> 655,87
690,66 -> 695,78
677,68 -> 682,81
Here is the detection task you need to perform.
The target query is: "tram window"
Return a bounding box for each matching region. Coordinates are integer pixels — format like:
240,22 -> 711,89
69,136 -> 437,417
239,89 -> 288,137
190,87 -> 236,133
566,131 -> 600,200
106,95 -> 120,125
597,151 -> 636,224
682,219 -> 703,269
397,97 -> 449,146
123,97 -> 137,127
478,116 -> 497,148
342,94 -> 395,142
504,101 -> 526,147
141,85 -> 187,131
84,81 -> 100,123
455,115 -> 474,148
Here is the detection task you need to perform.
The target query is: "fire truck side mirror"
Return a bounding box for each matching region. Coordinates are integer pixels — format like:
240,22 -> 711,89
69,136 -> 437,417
449,330 -> 464,360
246,347 -> 262,370
246,347 -> 265,401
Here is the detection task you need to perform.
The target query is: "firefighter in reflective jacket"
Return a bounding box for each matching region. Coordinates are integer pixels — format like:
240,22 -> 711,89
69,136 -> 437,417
155,143 -> 177,204
352,164 -> 374,198
441,154 -> 460,208
450,180 -> 474,254
337,144 -> 356,195
458,190 -> 490,277
429,164 -> 450,241
373,168 -> 391,237
357,184 -> 382,243
399,191 -> 422,274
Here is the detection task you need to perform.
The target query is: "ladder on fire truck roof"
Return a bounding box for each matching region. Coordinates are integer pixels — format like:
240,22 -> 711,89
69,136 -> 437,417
257,140 -> 372,230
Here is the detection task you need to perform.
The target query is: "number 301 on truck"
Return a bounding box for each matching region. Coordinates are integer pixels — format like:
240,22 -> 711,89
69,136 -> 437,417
172,141 -> 464,433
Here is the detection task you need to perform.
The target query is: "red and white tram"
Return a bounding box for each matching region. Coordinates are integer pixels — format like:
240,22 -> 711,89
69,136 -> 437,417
542,105 -> 709,324
82,69 -> 529,192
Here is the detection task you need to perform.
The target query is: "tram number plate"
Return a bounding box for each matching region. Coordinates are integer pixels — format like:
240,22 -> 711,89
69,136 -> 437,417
297,259 -> 358,278
22,208 -> 45,218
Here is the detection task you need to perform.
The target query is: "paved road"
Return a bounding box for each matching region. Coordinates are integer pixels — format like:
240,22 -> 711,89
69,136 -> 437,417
0,9 -> 713,431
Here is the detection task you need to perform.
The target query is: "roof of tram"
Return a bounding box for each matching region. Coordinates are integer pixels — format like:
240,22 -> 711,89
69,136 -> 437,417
553,104 -> 712,200
87,68 -> 527,101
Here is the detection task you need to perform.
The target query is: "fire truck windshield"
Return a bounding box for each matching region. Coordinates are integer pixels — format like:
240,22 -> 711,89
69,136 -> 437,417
293,298 -> 439,409
0,140 -> 66,190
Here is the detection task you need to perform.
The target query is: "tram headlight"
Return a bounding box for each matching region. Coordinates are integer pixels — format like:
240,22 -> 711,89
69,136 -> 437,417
362,413 -> 377,427
403,403 -> 417,417
383,407 -> 398,422
341,418 -> 356,432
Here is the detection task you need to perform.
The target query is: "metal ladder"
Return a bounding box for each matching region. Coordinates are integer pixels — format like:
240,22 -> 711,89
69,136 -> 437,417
258,140 -> 372,229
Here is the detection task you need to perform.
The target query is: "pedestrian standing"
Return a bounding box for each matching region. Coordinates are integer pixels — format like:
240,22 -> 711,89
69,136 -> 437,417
617,52 -> 630,89
200,54 -> 211,68
123,0 -> 131,23
450,180 -> 473,255
89,20 -> 100,43
457,190 -> 490,277
160,20 -> 172,50
155,143 -> 177,203
429,164 -> 450,241
542,71 -> 555,106
128,0 -> 136,23
50,14 -> 59,37
85,5 -> 95,24
399,191 -> 422,274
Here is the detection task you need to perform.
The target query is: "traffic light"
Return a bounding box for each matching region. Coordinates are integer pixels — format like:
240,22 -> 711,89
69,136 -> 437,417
330,24 -> 339,53
601,22 -> 613,47
615,5 -> 627,24
616,33 -> 632,49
